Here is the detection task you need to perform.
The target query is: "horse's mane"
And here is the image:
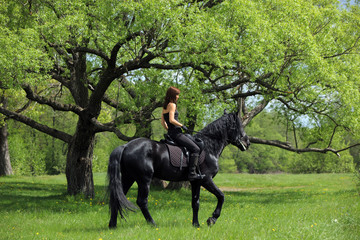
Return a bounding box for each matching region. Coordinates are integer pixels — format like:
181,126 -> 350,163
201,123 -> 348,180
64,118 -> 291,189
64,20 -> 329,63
194,113 -> 238,156
197,112 -> 240,141
198,114 -> 230,140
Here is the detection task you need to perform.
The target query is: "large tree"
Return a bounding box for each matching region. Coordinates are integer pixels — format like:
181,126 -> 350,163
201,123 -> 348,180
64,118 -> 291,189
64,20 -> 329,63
0,94 -> 12,176
0,0 -> 233,196
0,0 -> 359,197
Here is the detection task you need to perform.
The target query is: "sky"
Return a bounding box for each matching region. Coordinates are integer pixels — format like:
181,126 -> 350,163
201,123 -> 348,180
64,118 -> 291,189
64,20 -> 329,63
339,0 -> 356,6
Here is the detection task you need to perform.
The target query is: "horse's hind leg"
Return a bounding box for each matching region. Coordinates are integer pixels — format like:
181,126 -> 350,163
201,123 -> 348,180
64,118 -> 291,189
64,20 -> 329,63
122,174 -> 135,195
136,180 -> 156,226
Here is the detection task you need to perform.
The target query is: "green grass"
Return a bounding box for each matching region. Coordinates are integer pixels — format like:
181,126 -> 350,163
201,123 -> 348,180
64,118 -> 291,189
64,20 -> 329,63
0,173 -> 359,240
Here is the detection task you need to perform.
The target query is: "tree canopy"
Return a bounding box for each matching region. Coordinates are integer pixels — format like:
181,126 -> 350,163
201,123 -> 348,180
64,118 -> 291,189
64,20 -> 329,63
0,0 -> 359,196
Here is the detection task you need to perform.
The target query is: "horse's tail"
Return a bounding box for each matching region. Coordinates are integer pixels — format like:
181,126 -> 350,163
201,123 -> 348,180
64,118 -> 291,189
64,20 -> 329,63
107,145 -> 136,228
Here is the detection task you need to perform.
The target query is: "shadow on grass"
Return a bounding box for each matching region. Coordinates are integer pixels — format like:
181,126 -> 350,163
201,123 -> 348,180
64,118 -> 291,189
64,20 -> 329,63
0,180 -> 192,215
0,181 -> 111,213
1,177 -> 355,217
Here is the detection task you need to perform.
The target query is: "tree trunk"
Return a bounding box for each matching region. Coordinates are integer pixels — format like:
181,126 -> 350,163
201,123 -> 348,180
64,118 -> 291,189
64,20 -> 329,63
65,117 -> 95,198
151,178 -> 168,189
166,181 -> 189,190
0,123 -> 12,176
64,51 -> 97,197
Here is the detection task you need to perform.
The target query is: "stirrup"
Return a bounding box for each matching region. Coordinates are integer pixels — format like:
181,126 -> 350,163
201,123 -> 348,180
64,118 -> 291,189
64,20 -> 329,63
188,173 -> 205,181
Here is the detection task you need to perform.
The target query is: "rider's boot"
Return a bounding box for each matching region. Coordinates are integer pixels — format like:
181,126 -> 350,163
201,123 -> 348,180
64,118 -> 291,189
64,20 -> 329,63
188,153 -> 204,181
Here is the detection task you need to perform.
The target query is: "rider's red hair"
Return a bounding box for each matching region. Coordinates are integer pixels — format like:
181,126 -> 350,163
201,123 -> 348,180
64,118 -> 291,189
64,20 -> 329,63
163,86 -> 180,109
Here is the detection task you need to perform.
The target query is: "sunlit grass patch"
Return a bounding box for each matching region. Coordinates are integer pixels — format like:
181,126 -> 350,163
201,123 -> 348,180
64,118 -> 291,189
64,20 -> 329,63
0,173 -> 359,239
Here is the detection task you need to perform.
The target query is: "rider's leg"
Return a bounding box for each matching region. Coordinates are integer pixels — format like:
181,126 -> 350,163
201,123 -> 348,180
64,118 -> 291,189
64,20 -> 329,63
174,134 -> 203,180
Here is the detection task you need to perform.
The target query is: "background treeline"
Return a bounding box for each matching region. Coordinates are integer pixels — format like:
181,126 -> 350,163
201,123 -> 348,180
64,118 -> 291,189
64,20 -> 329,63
8,107 -> 357,176
219,111 -> 357,174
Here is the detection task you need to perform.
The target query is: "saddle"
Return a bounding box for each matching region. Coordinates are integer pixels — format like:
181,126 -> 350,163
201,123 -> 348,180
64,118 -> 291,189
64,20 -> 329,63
160,134 -> 205,170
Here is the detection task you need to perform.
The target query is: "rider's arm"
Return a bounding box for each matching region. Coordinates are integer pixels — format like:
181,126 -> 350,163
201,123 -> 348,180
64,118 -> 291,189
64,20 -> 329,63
161,113 -> 168,130
168,103 -> 183,127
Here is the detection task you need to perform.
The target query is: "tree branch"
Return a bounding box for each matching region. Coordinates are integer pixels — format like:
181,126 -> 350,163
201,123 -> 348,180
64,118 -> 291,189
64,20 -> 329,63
231,90 -> 262,99
249,136 -> 343,157
203,77 -> 250,93
145,62 -> 194,70
73,47 -> 109,61
87,80 -> 130,112
323,35 -> 360,59
0,106 -> 72,143
109,32 -> 142,68
15,100 -> 32,114
328,125 -> 338,148
242,99 -> 269,126
90,118 -> 134,141
22,84 -> 83,114
119,76 -> 136,99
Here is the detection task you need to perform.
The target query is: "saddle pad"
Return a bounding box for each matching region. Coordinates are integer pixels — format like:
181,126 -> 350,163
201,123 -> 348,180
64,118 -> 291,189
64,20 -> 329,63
165,144 -> 206,168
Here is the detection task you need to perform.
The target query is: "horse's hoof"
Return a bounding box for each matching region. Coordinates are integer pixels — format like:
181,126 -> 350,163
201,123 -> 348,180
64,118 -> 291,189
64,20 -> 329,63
207,217 -> 216,226
108,224 -> 117,229
147,220 -> 157,227
193,222 -> 200,228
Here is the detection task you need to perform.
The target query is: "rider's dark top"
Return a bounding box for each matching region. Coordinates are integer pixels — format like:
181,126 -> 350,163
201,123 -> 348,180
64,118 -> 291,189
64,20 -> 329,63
163,109 -> 182,138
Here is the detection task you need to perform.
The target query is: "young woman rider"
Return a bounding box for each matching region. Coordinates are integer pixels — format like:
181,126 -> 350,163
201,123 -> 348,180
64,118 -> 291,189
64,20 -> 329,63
161,86 -> 202,181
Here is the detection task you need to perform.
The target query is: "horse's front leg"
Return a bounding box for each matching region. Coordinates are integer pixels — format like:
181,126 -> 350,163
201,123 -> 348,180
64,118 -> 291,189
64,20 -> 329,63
202,178 -> 225,226
190,181 -> 201,227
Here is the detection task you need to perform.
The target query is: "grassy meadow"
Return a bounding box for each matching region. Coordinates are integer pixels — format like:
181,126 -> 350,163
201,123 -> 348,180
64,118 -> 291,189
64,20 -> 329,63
0,173 -> 359,240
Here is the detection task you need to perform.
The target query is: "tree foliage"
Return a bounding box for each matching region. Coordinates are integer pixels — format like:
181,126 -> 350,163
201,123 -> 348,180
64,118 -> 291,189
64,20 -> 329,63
0,0 -> 359,196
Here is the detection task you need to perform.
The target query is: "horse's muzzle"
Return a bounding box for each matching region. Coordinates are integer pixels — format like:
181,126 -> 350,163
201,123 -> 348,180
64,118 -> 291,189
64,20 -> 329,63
238,137 -> 250,151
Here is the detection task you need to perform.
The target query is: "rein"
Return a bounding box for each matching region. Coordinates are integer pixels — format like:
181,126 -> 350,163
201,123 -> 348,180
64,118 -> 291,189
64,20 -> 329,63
186,129 -> 212,138
187,124 -> 247,151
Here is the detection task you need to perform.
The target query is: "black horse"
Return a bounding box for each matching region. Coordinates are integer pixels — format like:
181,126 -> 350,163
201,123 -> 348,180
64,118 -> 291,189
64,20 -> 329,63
107,111 -> 250,228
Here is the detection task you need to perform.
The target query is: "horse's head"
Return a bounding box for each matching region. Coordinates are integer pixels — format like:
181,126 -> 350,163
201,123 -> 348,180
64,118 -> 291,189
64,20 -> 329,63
226,112 -> 250,151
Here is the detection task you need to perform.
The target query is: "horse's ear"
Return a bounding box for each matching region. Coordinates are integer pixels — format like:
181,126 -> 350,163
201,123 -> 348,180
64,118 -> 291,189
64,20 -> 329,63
224,109 -> 228,115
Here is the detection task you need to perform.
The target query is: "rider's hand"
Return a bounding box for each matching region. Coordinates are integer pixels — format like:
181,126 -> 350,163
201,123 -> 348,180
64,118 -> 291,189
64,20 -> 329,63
181,125 -> 189,132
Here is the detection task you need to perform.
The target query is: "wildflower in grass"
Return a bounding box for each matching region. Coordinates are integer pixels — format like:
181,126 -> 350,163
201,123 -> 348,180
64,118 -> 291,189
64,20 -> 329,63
272,228 -> 276,232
